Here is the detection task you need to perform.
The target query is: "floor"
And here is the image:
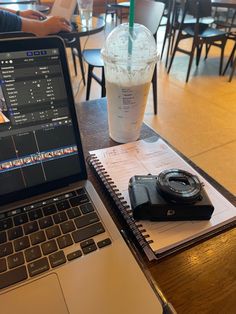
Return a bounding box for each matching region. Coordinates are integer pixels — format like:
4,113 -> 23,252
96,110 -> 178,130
68,16 -> 236,196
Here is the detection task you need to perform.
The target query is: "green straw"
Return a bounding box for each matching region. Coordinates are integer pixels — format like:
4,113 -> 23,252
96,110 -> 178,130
128,0 -> 135,57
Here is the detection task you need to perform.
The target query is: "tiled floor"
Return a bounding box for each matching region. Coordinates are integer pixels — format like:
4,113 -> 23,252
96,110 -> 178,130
68,17 -> 236,195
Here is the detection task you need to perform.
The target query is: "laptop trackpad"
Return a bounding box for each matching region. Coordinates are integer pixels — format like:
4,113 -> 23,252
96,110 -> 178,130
1,274 -> 69,314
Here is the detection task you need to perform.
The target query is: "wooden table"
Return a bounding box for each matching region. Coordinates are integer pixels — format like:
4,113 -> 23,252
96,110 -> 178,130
76,97 -> 236,314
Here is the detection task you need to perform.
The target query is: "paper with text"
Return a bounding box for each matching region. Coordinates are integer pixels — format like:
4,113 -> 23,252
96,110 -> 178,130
90,138 -> 236,254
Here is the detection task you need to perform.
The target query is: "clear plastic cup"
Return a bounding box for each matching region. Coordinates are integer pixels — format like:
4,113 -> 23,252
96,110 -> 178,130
78,0 -> 93,27
101,23 -> 158,143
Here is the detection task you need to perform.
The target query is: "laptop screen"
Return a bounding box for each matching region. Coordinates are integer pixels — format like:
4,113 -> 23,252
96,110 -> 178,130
0,38 -> 85,201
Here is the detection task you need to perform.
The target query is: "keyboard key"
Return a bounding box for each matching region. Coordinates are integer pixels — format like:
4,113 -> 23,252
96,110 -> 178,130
24,221 -> 39,235
0,218 -> 13,231
80,239 -> 97,254
49,251 -> 66,268
39,216 -> 53,229
42,204 -> 57,216
74,212 -> 99,229
66,207 -> 81,219
56,200 -> 70,211
0,258 -> 7,273
80,239 -> 95,248
82,243 -> 97,255
14,236 -> 30,251
76,188 -> 86,195
41,239 -> 57,255
72,223 -> 105,243
0,242 -> 13,258
7,252 -> 24,269
28,257 -> 49,277
0,231 -> 7,244
60,220 -> 75,234
64,191 -> 76,198
67,250 -> 82,261
97,238 -> 112,248
7,208 -> 21,217
30,230 -> 46,245
25,246 -> 42,262
69,195 -> 90,207
8,226 -> 23,240
46,225 -> 61,239
57,234 -> 73,249
53,212 -> 67,224
13,213 -> 28,226
80,203 -> 94,215
0,266 -> 27,289
28,208 -> 43,221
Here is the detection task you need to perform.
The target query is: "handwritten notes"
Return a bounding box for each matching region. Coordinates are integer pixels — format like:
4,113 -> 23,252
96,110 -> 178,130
90,138 -> 236,254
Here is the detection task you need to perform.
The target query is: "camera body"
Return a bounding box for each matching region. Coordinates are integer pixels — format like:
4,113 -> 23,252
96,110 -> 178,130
128,170 -> 214,221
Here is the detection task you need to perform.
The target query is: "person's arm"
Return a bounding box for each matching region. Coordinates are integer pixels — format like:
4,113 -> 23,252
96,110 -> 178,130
21,16 -> 72,36
0,9 -> 71,36
0,6 -> 17,14
0,7 -> 46,20
0,10 -> 22,32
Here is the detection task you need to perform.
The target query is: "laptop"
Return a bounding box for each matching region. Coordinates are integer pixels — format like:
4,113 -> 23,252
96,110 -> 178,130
50,0 -> 77,21
0,37 -> 166,314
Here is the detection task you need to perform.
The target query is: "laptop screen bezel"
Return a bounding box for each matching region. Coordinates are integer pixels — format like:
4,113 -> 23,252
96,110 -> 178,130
0,36 -> 88,206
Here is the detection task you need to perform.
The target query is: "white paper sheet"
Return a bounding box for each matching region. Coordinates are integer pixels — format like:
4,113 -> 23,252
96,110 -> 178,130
90,138 -> 236,254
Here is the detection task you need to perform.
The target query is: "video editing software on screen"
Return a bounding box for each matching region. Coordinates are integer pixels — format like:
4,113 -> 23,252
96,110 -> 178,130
0,48 -> 81,195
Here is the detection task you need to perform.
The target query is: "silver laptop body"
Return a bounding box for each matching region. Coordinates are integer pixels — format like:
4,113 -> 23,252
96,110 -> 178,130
0,37 -> 165,314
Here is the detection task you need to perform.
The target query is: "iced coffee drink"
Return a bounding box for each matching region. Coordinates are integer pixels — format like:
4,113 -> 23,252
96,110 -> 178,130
102,23 -> 157,143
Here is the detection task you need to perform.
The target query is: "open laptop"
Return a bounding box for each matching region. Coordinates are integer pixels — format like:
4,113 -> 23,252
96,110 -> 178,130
0,37 -> 167,314
50,0 -> 77,21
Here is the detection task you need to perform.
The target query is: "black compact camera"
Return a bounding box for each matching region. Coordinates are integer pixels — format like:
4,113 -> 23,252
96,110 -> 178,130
128,169 -> 214,221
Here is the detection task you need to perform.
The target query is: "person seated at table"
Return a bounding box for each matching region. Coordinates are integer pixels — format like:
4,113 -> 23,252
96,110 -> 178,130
0,7 -> 71,36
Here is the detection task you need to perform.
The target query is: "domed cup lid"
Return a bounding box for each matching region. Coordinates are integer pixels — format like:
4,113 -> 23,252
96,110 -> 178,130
101,23 -> 158,65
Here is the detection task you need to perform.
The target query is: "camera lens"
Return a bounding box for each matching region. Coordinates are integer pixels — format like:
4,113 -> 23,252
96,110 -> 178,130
156,169 -> 202,203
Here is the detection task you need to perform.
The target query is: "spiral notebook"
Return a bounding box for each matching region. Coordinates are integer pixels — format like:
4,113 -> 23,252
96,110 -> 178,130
88,137 -> 236,261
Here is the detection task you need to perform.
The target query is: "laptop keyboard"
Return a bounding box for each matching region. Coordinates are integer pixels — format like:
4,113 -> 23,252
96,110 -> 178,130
0,188 -> 111,290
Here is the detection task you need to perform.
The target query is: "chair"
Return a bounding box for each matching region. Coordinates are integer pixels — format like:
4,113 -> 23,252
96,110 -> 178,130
213,7 -> 235,32
223,34 -> 236,82
105,0 -> 120,25
167,0 -> 228,82
66,36 -> 86,85
214,9 -> 236,81
160,0 -> 204,68
160,0 -> 176,68
205,8 -> 235,60
82,0 -> 165,114
134,0 -> 165,114
83,48 -> 106,99
105,0 -> 130,25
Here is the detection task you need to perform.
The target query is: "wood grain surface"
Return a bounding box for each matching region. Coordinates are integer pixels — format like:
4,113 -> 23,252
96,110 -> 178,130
76,98 -> 236,314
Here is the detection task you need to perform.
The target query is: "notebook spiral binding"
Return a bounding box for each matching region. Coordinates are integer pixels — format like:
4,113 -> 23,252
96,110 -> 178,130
87,154 -> 157,261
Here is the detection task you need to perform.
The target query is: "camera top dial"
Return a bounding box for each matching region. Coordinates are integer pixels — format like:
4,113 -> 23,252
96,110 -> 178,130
156,169 -> 202,204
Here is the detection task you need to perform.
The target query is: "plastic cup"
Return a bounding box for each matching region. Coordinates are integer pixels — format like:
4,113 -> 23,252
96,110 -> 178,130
101,23 -> 158,143
78,0 -> 93,27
